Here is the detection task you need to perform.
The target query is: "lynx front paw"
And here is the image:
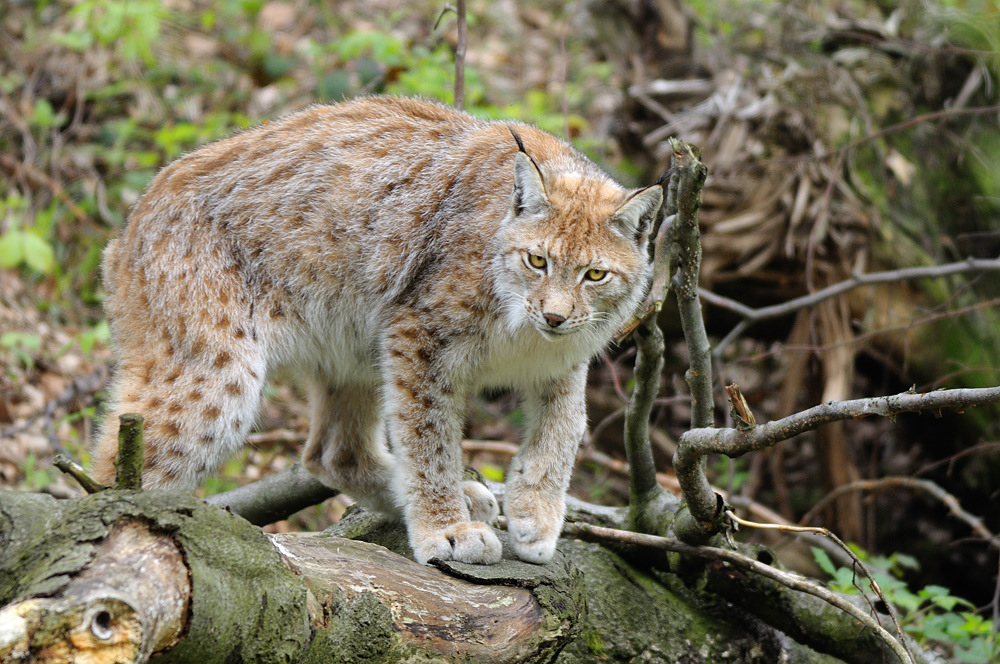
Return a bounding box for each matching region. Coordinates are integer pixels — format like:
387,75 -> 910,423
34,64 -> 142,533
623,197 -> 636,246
506,515 -> 559,564
411,521 -> 503,565
463,480 -> 500,524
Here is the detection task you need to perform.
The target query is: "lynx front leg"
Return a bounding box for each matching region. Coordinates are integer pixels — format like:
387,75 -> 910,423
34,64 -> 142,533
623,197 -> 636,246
383,320 -> 501,565
505,365 -> 588,564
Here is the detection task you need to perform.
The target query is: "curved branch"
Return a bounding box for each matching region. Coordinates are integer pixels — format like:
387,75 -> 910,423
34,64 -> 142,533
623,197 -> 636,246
673,386 -> 1000,540
623,316 -> 665,502
798,476 -> 1000,551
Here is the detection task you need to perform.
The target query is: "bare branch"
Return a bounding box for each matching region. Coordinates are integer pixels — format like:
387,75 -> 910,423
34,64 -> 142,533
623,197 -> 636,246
798,476 -> 1000,551
667,139 -> 713,429
673,386 -> 1000,541
619,139 -> 708,534
702,255 -> 1000,357
623,316 -> 666,509
53,454 -> 107,494
206,463 -> 337,526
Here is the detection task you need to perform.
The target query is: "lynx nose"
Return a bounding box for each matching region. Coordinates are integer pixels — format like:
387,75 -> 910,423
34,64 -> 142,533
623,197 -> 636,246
543,312 -> 567,327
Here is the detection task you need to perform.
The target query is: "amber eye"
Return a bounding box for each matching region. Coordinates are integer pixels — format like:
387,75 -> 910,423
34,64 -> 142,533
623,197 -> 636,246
527,253 -> 547,269
585,267 -> 607,281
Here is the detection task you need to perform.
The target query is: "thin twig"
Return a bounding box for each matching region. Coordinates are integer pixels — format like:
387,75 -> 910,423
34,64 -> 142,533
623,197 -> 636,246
454,0 -> 467,109
246,429 -> 306,447
0,154 -> 92,225
914,441 -> 1000,477
461,440 -> 519,456
53,453 -> 108,494
726,511 -> 913,664
553,520 -> 916,664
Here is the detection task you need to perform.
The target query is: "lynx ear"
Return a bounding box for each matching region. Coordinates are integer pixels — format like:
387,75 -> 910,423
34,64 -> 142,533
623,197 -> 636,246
510,142 -> 549,217
610,185 -> 663,244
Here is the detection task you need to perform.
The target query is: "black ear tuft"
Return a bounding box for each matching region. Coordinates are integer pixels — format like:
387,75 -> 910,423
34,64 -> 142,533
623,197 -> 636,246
509,126 -> 527,153
656,167 -> 675,186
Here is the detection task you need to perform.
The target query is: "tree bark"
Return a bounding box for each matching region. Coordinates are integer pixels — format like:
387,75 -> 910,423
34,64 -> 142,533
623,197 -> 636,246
0,489 -> 941,664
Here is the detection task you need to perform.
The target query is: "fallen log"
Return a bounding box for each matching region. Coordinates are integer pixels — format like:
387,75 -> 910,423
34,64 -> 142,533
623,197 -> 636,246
0,489 -> 938,663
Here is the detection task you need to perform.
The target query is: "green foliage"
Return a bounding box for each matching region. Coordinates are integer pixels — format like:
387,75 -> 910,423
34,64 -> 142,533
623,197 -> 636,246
478,463 -> 505,483
0,195 -> 56,276
18,455 -> 60,492
199,455 -> 244,496
812,547 -> 998,662
77,321 -> 111,356
931,0 -> 1000,79
1,332 -> 41,373
4,0 -> 622,322
708,457 -> 749,493
57,0 -> 168,65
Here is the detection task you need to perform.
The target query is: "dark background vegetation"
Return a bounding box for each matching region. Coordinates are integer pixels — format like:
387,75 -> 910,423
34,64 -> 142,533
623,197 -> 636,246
1,0 -> 999,660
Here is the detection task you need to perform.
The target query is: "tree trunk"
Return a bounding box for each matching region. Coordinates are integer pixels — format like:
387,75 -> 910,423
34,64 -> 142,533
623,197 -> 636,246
1,489 -> 934,664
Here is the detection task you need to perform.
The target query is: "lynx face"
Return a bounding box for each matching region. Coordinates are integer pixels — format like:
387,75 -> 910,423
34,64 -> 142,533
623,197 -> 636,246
496,151 -> 661,345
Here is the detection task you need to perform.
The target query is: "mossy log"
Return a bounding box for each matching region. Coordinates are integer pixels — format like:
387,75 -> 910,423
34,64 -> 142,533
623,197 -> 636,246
0,489 -> 936,664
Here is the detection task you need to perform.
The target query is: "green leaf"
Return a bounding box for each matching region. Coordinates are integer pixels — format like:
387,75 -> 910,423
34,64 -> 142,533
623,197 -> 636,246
21,232 -> 55,274
811,547 -> 838,576
889,552 -> 920,571
1,332 -> 41,352
49,30 -> 94,51
31,98 -> 56,129
79,321 -> 111,355
0,230 -> 25,268
953,640 -> 993,663
479,463 -> 505,482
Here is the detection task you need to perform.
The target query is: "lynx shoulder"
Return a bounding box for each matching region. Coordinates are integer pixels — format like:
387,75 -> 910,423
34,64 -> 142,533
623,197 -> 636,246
95,96 -> 662,565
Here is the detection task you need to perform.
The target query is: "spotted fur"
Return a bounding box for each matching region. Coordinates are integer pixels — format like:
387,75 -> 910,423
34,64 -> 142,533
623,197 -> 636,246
94,96 -> 662,565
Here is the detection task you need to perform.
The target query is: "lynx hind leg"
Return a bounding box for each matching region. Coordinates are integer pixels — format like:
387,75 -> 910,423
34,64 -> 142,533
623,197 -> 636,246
93,344 -> 266,490
301,380 -> 400,516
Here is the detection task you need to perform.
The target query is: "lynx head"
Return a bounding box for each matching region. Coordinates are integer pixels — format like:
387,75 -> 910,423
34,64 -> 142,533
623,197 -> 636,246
495,130 -> 663,343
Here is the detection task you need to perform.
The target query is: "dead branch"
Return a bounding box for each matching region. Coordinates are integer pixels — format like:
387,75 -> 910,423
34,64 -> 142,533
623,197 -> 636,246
673,386 -> 1000,541
798,476 -> 1000,551
205,462 -> 337,526
701,255 -> 1000,357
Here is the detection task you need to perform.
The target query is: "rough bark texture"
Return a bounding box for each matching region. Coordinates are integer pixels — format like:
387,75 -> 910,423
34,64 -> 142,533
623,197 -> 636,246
0,489 -> 942,664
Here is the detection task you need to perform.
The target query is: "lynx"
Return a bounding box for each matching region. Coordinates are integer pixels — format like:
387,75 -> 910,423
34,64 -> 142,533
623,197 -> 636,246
94,96 -> 663,565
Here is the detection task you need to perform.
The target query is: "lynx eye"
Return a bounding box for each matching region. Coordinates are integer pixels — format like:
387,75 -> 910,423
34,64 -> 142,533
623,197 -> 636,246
526,253 -> 547,270
585,267 -> 608,282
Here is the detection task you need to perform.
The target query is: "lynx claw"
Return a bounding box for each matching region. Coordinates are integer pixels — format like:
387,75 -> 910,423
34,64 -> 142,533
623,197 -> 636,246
412,521 -> 502,565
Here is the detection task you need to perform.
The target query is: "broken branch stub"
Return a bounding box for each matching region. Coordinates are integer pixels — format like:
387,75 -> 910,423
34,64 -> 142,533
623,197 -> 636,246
114,414 -> 145,491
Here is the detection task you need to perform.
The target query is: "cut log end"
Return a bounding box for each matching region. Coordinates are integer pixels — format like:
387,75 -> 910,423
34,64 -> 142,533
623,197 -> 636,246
0,521 -> 189,664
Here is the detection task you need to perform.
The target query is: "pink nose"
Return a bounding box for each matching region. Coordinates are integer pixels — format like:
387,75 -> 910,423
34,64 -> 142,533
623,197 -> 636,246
543,313 -> 566,327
